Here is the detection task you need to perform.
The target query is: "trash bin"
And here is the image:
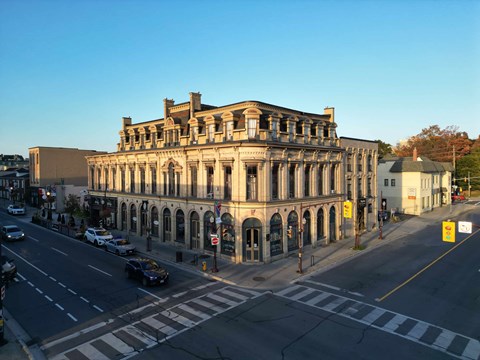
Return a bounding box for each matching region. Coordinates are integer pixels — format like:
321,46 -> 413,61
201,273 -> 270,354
176,251 -> 183,263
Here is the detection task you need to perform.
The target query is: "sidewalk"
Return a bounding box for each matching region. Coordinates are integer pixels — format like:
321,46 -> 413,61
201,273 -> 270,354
110,202 -> 474,291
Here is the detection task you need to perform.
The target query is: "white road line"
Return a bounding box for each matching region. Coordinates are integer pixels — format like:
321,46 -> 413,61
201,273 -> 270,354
93,305 -> 104,313
462,339 -> 480,360
137,287 -> 166,301
177,304 -> 210,320
190,298 -> 224,313
49,276 -> 57,282
68,289 -> 77,295
29,236 -> 40,242
45,295 -> 53,302
27,281 -> 34,287
142,316 -> 177,336
35,288 -> 43,294
73,343 -> 110,360
55,303 -> 64,311
304,279 -> 364,297
80,296 -> 90,303
17,273 -> 26,281
192,282 -> 217,291
88,265 -> 112,277
121,325 -> 157,347
58,282 -> 66,288
51,247 -> 68,256
67,313 -> 78,322
433,329 -> 456,350
160,309 -> 196,327
172,291 -> 188,298
1,247 -> 48,276
99,333 -> 134,354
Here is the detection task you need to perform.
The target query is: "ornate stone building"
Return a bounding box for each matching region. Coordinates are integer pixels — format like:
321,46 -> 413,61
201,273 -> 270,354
87,93 -> 375,264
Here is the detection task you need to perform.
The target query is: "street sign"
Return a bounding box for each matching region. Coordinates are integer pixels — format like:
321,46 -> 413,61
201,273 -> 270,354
458,221 -> 472,234
442,221 -> 456,243
211,235 -> 219,246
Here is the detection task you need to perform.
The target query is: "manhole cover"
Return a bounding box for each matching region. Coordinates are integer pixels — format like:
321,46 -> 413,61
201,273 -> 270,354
253,276 -> 265,282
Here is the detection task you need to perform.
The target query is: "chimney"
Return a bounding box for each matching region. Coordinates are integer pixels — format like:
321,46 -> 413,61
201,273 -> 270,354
189,92 -> 202,118
413,147 -> 417,161
122,117 -> 132,130
324,107 -> 335,123
164,98 -> 175,119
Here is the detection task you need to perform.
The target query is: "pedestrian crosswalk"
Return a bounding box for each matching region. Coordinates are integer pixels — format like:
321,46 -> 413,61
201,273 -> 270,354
47,286 -> 263,360
275,284 -> 480,360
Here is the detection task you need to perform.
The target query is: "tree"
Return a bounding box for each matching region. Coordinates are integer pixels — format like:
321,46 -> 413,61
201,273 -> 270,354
64,194 -> 81,216
456,148 -> 480,191
393,125 -> 473,162
376,140 -> 393,159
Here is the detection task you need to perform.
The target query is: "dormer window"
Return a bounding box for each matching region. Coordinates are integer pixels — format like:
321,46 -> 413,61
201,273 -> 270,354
207,124 -> 215,142
226,121 -> 234,141
247,118 -> 257,139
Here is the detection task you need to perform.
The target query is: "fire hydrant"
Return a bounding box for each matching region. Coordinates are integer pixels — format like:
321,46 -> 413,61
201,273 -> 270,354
202,261 -> 207,272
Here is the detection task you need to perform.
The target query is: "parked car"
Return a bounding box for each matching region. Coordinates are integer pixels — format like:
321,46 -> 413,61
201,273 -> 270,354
452,194 -> 466,201
378,211 -> 389,222
125,258 -> 169,286
84,227 -> 112,246
1,255 -> 17,283
1,225 -> 25,241
105,238 -> 136,256
7,204 -> 25,215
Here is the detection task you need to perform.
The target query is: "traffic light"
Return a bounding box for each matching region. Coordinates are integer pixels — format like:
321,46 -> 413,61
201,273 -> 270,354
343,201 -> 352,218
287,226 -> 293,238
222,227 -> 228,238
442,221 -> 455,243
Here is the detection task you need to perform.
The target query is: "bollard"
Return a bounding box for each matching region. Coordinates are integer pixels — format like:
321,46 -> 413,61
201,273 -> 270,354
193,254 -> 198,265
202,261 -> 207,272
311,255 -> 315,267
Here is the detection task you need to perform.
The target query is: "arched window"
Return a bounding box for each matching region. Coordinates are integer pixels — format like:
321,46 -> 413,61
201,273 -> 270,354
163,208 -> 171,242
329,206 -> 336,241
220,213 -> 235,256
121,203 -> 127,231
303,210 -> 311,245
151,206 -> 159,236
287,211 -> 298,251
130,204 -> 137,232
317,208 -> 324,240
270,213 -> 283,256
204,211 -> 215,251
176,209 -> 185,243
168,163 -> 175,196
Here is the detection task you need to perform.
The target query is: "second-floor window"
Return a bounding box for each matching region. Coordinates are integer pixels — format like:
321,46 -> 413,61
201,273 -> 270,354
207,166 -> 214,197
140,168 -> 145,194
97,169 -> 101,190
151,168 -> 157,194
305,165 -> 310,197
207,124 -> 215,142
246,165 -> 257,200
130,169 -> 135,193
289,165 -> 296,198
226,122 -> 233,141
224,166 -> 232,200
384,179 -> 389,186
168,163 -> 175,196
391,179 -> 396,187
190,167 -> 197,197
272,164 -> 279,200
121,169 -> 125,192
111,168 -> 116,191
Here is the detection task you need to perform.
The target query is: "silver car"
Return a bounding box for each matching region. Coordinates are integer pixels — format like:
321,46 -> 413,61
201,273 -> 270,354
1,225 -> 25,241
7,204 -> 26,215
105,238 -> 136,256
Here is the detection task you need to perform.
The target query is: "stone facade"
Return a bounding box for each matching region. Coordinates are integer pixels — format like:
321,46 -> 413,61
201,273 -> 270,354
87,93 -> 377,264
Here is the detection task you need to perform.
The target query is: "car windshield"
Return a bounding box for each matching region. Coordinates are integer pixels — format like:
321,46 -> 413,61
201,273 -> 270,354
141,261 -> 159,271
117,240 -> 130,245
95,230 -> 110,236
11,205 -> 22,209
7,227 -> 20,233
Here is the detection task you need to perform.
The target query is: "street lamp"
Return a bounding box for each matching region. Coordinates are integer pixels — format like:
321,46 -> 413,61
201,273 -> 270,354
46,191 -> 52,220
297,217 -> 306,274
210,216 -> 219,273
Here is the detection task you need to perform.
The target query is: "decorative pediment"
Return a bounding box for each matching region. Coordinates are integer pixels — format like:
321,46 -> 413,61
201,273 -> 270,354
161,158 -> 183,172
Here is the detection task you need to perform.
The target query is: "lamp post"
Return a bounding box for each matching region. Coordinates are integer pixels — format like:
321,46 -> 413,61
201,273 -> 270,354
46,191 -> 52,220
210,216 -> 218,273
297,217 -> 306,274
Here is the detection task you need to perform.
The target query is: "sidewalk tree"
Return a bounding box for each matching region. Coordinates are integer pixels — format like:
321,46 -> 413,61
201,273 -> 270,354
456,148 -> 480,191
64,194 -> 81,217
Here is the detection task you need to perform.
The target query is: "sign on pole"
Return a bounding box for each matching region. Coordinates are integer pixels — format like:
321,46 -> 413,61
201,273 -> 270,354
442,221 -> 456,242
210,234 -> 219,246
343,201 -> 352,218
458,221 -> 472,234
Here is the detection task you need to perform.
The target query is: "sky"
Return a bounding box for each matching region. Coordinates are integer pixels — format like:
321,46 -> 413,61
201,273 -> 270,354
1,0 -> 479,159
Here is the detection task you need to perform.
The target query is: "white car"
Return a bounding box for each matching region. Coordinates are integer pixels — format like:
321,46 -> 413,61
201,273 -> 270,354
7,204 -> 26,215
105,238 -> 136,256
84,227 -> 113,246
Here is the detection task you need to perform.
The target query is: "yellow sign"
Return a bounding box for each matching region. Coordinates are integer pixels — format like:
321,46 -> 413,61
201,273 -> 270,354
343,201 -> 352,218
442,221 -> 456,242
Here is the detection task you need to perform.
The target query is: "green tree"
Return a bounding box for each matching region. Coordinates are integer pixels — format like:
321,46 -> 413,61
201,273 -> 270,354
64,194 -> 81,216
376,139 -> 393,159
456,149 -> 480,191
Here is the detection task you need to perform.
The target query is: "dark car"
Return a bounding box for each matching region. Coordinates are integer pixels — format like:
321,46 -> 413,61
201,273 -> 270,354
125,258 -> 169,286
1,255 -> 17,283
378,211 -> 389,222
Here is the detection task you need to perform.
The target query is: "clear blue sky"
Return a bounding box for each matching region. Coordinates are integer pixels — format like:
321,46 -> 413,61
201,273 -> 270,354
1,0 -> 479,158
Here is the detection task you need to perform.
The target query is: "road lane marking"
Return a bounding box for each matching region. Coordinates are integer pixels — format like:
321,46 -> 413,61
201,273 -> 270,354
376,228 -> 480,302
1,246 -> 48,276
45,295 -> 53,302
68,289 -> 77,295
29,236 -> 40,242
88,265 -> 112,277
173,291 -> 188,298
93,305 -> 104,313
67,313 -> 78,322
35,288 -> 43,294
303,279 -> 365,297
80,296 -> 90,303
51,247 -> 68,256
137,287 -> 167,302
49,276 -> 57,281
58,282 -> 66,288
27,281 -> 34,287
55,303 -> 64,311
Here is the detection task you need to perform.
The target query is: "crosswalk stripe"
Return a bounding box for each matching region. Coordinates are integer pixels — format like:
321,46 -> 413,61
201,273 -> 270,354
432,329 -> 456,350
322,297 -> 347,312
178,304 -> 211,321
74,343 -> 110,360
305,292 -> 331,306
191,297 -> 225,313
383,314 -> 408,332
122,325 -> 157,347
221,289 -> 249,301
289,288 -> 315,301
276,284 -> 302,297
99,333 -> 134,355
161,309 -> 196,327
406,321 -> 429,340
142,316 -> 177,336
462,339 -> 480,360
207,293 -> 238,307
361,308 -> 385,325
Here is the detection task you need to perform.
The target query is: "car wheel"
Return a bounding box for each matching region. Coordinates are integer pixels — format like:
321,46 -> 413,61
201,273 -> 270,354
115,250 -> 120,256
142,277 -> 148,287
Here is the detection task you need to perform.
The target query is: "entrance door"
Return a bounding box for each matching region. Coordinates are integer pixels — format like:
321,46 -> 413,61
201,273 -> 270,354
191,218 -> 200,249
245,228 -> 260,261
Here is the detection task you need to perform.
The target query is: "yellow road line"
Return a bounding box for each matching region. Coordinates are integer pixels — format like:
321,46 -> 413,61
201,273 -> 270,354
376,228 -> 480,302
